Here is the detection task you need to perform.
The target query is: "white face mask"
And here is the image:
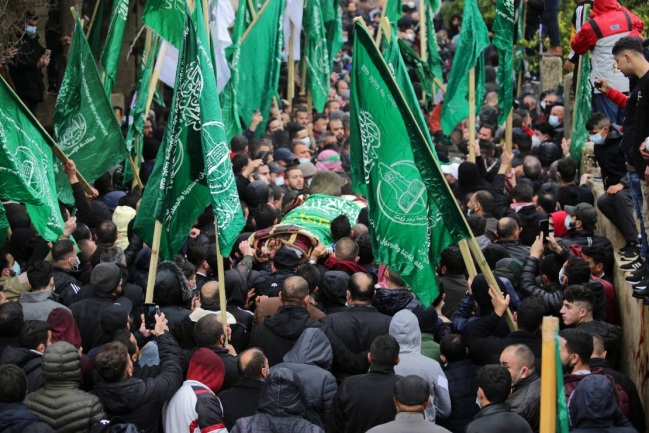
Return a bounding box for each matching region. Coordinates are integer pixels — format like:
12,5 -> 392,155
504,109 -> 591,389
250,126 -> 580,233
475,395 -> 482,409
300,137 -> 311,147
589,131 -> 605,145
274,176 -> 285,186
299,157 -> 311,165
540,101 -> 547,110
549,115 -> 561,127
531,135 -> 541,147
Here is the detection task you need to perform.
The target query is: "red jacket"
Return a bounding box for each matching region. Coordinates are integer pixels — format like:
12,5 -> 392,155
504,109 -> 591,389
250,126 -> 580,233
570,0 -> 644,54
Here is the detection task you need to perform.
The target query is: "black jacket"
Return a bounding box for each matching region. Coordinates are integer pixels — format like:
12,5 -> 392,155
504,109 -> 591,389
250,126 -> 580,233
210,347 -> 240,391
231,368 -> 324,433
519,256 -> 564,316
0,347 -> 43,392
594,125 -> 628,189
0,403 -> 53,433
465,403 -> 533,433
438,359 -> 480,433
509,373 -> 541,433
93,333 -> 183,433
465,312 -> 542,371
576,321 -> 622,369
70,291 -> 117,353
320,305 -> 391,375
330,363 -> 401,433
8,34 -> 45,103
251,269 -> 294,297
218,378 -> 264,431
250,306 -> 326,366
492,173 -> 542,246
52,267 -> 83,307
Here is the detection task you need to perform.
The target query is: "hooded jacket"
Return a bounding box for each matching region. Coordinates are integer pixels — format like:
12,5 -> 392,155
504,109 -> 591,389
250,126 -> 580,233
163,349 -> 226,433
0,347 -> 44,392
564,368 -> 629,417
19,291 -> 69,322
273,328 -> 338,428
94,333 -> 184,433
250,305 -> 326,366
389,310 -> 452,422
231,368 -> 324,433
593,125 -> 628,189
24,342 -> 105,433
154,261 -> 192,340
568,374 -> 636,433
51,267 -> 82,307
372,288 -> 420,317
316,271 -> 349,315
437,359 -> 480,433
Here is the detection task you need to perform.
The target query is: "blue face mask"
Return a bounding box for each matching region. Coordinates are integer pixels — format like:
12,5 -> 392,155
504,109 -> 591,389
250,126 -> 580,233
564,214 -> 572,231
548,115 -> 561,127
589,128 -> 606,145
12,261 -> 21,275
274,176 -> 284,187
25,25 -> 37,36
558,267 -> 566,287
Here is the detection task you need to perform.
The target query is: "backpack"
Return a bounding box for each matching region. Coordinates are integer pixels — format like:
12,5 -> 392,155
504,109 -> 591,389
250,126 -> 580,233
89,418 -> 143,433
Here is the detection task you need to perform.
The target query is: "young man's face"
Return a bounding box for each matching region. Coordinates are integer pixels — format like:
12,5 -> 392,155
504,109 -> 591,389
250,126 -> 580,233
286,169 -> 304,191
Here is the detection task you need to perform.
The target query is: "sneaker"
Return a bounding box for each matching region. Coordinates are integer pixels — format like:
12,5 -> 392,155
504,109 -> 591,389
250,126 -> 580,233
619,242 -> 640,261
632,286 -> 649,298
635,279 -> 649,290
625,268 -> 649,285
620,256 -> 645,272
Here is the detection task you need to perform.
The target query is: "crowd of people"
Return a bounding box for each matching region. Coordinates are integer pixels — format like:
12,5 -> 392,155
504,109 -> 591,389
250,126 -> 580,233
1,0 -> 649,432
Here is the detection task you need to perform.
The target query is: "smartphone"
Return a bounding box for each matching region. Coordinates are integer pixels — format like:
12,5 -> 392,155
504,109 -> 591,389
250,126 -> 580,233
44,49 -> 51,57
539,219 -> 550,241
143,303 -> 160,330
594,80 -> 603,90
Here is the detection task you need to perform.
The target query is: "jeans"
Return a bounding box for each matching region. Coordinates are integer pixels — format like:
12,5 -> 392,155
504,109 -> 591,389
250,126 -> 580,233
593,94 -> 625,125
597,188 -> 639,243
627,170 -> 648,260
543,0 -> 561,47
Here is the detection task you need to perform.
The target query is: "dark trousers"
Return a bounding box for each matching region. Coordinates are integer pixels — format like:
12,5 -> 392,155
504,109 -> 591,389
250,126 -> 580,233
597,188 -> 639,244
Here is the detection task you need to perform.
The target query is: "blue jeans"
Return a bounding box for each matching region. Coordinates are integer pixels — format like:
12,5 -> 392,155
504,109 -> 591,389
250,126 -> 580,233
593,93 -> 625,125
543,0 -> 561,47
627,170 -> 648,260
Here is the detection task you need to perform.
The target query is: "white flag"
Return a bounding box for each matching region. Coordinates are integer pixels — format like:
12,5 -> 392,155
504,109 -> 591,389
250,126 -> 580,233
283,0 -> 303,61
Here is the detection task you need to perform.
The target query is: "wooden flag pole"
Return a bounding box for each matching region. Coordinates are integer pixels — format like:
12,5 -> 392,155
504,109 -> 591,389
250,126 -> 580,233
299,55 -> 307,96
85,0 -> 102,38
458,239 -> 477,279
468,68 -> 476,163
144,220 -> 163,303
355,19 -> 517,331
419,0 -> 427,101
540,316 -> 559,433
240,0 -> 272,44
214,222 -> 229,346
247,0 -> 257,19
505,108 -> 514,152
287,22 -> 295,106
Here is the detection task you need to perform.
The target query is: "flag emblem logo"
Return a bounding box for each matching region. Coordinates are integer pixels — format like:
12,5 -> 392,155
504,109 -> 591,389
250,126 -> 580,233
59,113 -> 87,151
377,160 -> 427,226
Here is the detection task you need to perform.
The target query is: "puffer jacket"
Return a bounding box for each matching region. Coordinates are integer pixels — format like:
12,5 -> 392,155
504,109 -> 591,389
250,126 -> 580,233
389,310 -> 452,422
569,374 -> 636,433
272,328 -> 338,428
509,373 -> 541,433
231,368 -> 324,433
372,288 -> 420,317
519,256 -> 564,316
564,368 -> 629,417
25,342 -> 105,433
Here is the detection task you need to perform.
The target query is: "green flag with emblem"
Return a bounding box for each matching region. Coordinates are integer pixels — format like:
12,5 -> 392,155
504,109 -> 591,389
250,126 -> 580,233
349,22 -> 470,306
493,0 -> 515,125
304,0 -> 331,112
143,0 -> 185,47
237,0 -> 285,136
220,0 -> 247,140
440,0 -> 490,134
53,15 -> 128,206
134,1 -> 245,258
100,0 -> 129,95
0,77 -> 64,242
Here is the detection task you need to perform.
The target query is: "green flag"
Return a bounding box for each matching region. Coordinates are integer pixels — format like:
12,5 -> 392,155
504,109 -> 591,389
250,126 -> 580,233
396,39 -> 435,107
304,0 -> 331,112
383,0 -> 402,27
349,22 -> 470,306
237,0 -> 285,136
322,0 -> 344,66
123,36 -> 159,184
440,0 -> 490,134
493,0 -> 515,125
424,0 -> 443,82
100,0 -> 129,95
555,334 -> 571,433
281,195 -> 362,245
87,0 -> 105,58
220,0 -> 247,141
571,5 -> 592,164
143,0 -> 185,47
0,204 -> 8,247
135,2 -> 245,258
0,78 -> 64,242
53,15 -> 128,206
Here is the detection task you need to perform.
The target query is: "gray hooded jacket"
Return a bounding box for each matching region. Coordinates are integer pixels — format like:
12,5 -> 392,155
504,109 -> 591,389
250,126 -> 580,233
389,310 -> 452,421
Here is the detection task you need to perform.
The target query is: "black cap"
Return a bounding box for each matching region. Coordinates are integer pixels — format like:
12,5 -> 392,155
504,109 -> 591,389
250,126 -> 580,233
273,247 -> 301,270
100,298 -> 133,334
394,375 -> 430,406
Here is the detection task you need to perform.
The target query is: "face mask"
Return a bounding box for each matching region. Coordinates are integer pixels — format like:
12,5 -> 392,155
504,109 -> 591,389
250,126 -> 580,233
12,261 -> 21,275
475,395 -> 481,409
25,25 -> 37,36
531,135 -> 541,147
511,368 -> 524,387
564,214 -> 572,231
70,257 -> 81,272
589,132 -> 604,145
558,267 -> 566,287
299,157 -> 311,165
406,33 -> 415,42
466,206 -> 474,216
548,115 -> 560,127
306,177 -> 313,187
540,101 -> 547,110
274,176 -> 285,186
342,37 -> 348,44
300,137 -> 311,147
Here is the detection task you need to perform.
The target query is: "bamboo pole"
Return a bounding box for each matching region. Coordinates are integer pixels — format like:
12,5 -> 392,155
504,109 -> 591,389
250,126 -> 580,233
356,19 -> 516,330
540,316 -> 559,433
144,220 -> 163,303
85,0 -> 102,38
468,68 -> 476,163
420,0 -> 427,101
247,0 -> 257,19
287,22 -> 295,106
505,108 -> 514,152
214,222 -> 229,346
458,240 -> 477,279
300,54 -> 307,96
240,0 -> 272,44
